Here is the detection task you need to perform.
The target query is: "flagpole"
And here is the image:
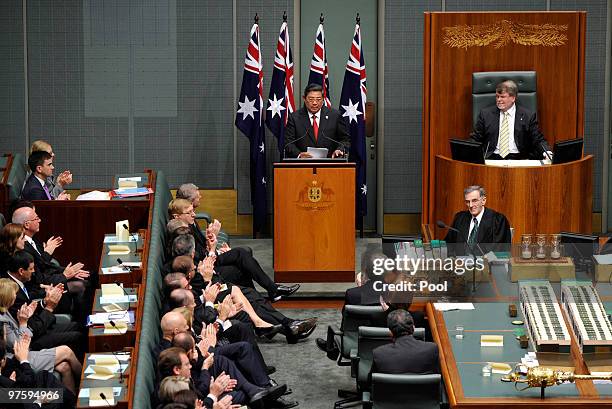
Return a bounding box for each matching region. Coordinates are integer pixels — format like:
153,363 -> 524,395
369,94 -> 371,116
356,13 -> 364,238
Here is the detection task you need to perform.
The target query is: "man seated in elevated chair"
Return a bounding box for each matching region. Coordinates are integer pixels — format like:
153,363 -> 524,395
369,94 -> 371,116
471,79 -> 552,161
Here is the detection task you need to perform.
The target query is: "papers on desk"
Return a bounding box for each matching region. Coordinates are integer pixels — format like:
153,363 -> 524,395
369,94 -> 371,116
434,303 -> 475,311
101,284 -> 124,298
82,387 -> 119,406
521,352 -> 539,369
485,159 -> 544,167
104,320 -> 128,334
100,295 -> 137,305
101,266 -> 130,275
87,311 -> 134,326
85,356 -> 128,380
489,362 -> 513,374
307,147 -> 328,158
89,353 -> 130,362
104,235 -> 137,243
594,254 -> 612,265
76,190 -> 111,201
111,187 -> 153,198
107,245 -> 131,255
480,335 -> 504,347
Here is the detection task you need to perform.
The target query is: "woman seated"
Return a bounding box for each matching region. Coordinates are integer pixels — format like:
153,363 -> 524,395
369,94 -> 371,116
0,278 -> 82,393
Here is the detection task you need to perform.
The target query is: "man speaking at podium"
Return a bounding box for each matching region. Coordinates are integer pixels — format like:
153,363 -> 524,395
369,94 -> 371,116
284,83 -> 350,159
444,185 -> 511,255
472,80 -> 551,160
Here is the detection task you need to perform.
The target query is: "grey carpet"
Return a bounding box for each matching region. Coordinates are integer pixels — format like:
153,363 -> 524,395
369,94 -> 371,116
257,308 -> 355,409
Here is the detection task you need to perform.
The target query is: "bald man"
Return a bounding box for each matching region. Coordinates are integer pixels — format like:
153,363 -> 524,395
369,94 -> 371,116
12,205 -> 90,323
154,311 -> 191,361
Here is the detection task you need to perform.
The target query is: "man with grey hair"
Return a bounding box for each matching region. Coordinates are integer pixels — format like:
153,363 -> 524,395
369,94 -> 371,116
472,79 -> 551,160
444,185 -> 511,255
176,183 -> 201,208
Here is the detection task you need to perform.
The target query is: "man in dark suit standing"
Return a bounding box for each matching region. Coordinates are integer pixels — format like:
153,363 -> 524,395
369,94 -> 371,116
21,151 -> 69,201
284,83 -> 350,158
444,185 -> 511,255
371,309 -> 439,375
472,80 -> 551,160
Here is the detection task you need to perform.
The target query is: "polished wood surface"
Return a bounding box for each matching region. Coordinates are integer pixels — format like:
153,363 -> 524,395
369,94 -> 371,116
422,12 -> 587,223
0,153 -> 13,216
432,155 -> 593,243
426,302 -> 611,408
273,162 -> 355,282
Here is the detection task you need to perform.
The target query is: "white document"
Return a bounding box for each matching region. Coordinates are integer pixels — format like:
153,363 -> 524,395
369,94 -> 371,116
433,303 -> 475,311
99,295 -> 137,305
78,387 -> 122,399
306,147 -> 328,158
594,254 -> 612,265
76,190 -> 110,201
118,176 -> 142,182
485,159 -> 543,167
116,220 -> 129,242
101,266 -> 130,275
89,353 -> 130,362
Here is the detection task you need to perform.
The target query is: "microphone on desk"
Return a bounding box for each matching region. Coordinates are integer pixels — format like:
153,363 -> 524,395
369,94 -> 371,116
116,258 -> 132,272
283,127 -> 310,159
99,392 -> 113,406
436,220 -> 486,257
122,223 -> 139,249
319,129 -> 348,159
114,280 -> 132,312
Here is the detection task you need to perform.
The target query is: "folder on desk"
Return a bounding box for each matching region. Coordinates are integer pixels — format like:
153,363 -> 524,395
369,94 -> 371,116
108,245 -> 131,255
480,335 -> 504,347
104,320 -> 128,334
101,284 -> 125,298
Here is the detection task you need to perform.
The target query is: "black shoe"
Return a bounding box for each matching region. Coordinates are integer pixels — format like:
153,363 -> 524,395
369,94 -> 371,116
255,324 -> 283,338
266,365 -> 276,375
297,324 -> 316,340
250,384 -> 287,406
268,396 -> 299,408
271,284 -> 300,302
288,318 -> 317,337
315,337 -> 328,353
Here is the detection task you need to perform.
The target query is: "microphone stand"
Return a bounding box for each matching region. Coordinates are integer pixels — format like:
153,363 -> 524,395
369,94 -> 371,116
437,220 -> 485,293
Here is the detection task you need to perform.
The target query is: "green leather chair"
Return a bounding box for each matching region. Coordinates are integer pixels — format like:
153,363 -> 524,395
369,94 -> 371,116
6,153 -> 27,203
472,71 -> 537,127
364,373 -> 442,409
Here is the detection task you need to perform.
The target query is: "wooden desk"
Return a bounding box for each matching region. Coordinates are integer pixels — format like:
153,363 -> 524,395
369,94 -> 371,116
98,232 -> 145,287
427,302 -> 612,408
429,155 -> 593,244
88,324 -> 137,353
77,351 -> 131,408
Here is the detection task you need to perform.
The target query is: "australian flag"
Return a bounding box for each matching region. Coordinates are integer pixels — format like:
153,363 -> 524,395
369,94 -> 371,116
308,23 -> 332,108
339,23 -> 367,226
265,21 -> 295,155
235,23 -> 266,234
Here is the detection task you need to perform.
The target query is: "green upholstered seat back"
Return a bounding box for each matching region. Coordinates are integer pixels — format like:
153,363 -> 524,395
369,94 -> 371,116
6,153 -> 27,201
472,71 -> 537,127
340,305 -> 387,359
131,171 -> 172,409
371,373 -> 442,409
356,326 -> 393,389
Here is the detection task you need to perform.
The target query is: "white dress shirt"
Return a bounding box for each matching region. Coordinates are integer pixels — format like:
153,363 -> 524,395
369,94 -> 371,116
468,207 -> 485,240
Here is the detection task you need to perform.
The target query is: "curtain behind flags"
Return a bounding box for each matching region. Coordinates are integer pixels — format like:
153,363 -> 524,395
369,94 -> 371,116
308,22 -> 332,108
266,21 -> 295,154
339,23 -> 367,227
235,22 -> 267,234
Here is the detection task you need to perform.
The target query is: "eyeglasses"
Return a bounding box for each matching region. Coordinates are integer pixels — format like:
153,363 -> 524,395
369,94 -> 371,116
26,216 -> 41,222
180,210 -> 196,215
306,97 -> 323,103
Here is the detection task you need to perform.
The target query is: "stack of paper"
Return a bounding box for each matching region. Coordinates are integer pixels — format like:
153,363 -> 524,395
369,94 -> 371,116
86,356 -> 120,380
76,191 -> 111,201
108,245 -> 131,255
434,303 -> 475,311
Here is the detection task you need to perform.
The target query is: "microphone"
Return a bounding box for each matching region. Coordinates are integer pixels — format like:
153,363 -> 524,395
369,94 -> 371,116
283,127 -> 310,159
483,141 -> 491,160
436,220 -> 486,257
540,142 -> 552,162
318,129 -> 348,159
116,258 -> 132,272
114,281 -> 132,312
122,223 -> 139,247
99,392 -> 113,406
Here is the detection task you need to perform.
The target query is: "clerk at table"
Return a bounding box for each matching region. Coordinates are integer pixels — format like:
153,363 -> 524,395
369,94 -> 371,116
471,80 -> 551,160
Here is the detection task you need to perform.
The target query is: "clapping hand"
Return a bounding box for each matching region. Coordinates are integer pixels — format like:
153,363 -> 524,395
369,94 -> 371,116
43,236 -> 63,255
57,191 -> 70,200
14,333 -> 31,362
17,301 -> 38,326
218,243 -> 231,254
57,170 -> 72,187
206,230 -> 218,253
203,282 -> 221,304
212,395 -> 240,409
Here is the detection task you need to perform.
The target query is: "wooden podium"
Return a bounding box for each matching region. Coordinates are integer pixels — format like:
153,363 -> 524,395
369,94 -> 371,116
431,155 -> 593,242
273,161 -> 355,282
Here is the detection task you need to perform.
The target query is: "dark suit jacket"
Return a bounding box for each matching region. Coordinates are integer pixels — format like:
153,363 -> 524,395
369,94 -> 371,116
284,106 -> 350,158
371,335 -> 440,375
444,207 -> 511,255
472,104 -> 549,159
345,279 -> 380,306
20,174 -> 50,201
23,240 -> 67,286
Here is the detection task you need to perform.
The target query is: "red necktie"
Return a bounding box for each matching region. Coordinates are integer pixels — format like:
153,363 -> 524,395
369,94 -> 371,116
312,114 -> 319,142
